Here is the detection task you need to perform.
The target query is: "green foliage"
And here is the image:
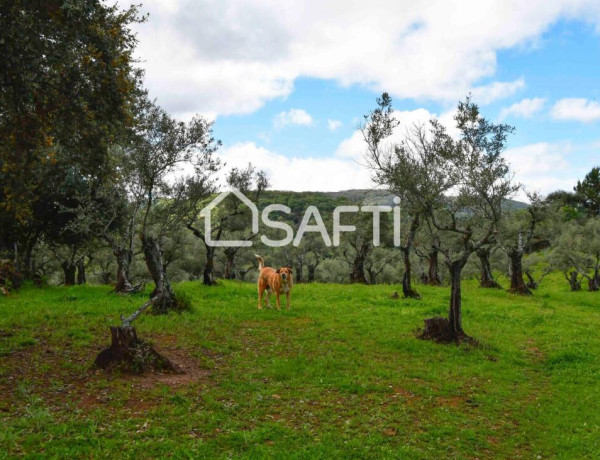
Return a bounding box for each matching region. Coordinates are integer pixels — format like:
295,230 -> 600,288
0,0 -> 144,220
549,217 -> 600,288
574,166 -> 600,217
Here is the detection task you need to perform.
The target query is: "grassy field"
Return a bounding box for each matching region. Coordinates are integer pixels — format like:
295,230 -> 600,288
1,276 -> 599,458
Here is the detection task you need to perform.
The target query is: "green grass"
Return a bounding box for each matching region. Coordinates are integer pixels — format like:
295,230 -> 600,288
1,275 -> 599,458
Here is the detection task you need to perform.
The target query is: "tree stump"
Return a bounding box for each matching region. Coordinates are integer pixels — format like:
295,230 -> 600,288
95,326 -> 181,374
480,279 -> 502,289
417,316 -> 475,344
420,317 -> 450,340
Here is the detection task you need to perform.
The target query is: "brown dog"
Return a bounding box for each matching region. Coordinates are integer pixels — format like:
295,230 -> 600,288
255,254 -> 293,310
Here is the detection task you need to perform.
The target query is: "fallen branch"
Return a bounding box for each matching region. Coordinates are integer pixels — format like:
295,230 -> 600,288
121,296 -> 156,327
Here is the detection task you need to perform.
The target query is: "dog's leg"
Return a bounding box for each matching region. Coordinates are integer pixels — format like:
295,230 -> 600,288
275,293 -> 281,310
257,286 -> 263,309
285,291 -> 291,310
265,289 -> 272,308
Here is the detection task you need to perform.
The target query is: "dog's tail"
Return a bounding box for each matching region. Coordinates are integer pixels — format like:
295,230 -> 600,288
255,254 -> 264,270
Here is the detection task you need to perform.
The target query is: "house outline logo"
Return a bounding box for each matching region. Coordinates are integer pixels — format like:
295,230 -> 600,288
199,187 -> 259,247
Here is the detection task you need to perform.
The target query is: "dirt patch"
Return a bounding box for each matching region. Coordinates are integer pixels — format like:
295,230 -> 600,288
523,339 -> 545,361
436,395 -> 465,408
124,345 -> 212,389
0,333 -> 219,416
393,387 -> 419,405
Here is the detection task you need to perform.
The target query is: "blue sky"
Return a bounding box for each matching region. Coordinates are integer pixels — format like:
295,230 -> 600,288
134,1 -> 600,196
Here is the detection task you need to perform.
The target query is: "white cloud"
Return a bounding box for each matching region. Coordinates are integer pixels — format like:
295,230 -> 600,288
213,138 -> 597,197
499,97 -> 546,120
327,119 -> 343,131
503,142 -> 577,198
134,0 -> 600,117
470,78 -> 526,105
218,142 -> 371,191
274,109 -> 314,127
551,98 -> 600,122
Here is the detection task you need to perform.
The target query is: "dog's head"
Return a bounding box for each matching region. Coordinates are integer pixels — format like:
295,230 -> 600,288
276,266 -> 293,281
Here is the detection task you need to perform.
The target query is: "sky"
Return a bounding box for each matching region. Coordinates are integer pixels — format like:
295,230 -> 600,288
132,0 -> 600,199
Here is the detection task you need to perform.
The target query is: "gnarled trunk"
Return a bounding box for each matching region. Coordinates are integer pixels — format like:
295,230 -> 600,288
401,247 -> 420,298
114,247 -> 134,293
525,271 -> 538,290
366,267 -> 377,285
588,263 -> 599,292
76,258 -> 86,285
61,260 -> 76,286
141,235 -> 176,314
223,249 -> 237,280
507,249 -> 531,295
203,246 -> 217,286
401,216 -> 420,297
426,248 -> 442,286
476,247 -> 501,288
21,233 -> 39,280
295,261 -> 304,283
350,245 -> 369,284
307,265 -> 316,283
566,270 -> 582,291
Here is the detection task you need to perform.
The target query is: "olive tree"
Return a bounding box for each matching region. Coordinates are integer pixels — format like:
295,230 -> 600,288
498,192 -> 550,295
550,217 -> 600,291
129,100 -> 220,312
365,95 -> 517,342
185,164 -> 268,285
362,94 -> 421,297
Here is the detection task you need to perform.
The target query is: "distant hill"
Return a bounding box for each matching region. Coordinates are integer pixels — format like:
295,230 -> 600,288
267,189 -> 529,210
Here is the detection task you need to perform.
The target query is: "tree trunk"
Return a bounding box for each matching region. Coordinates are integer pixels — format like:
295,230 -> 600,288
507,249 -> 531,295
476,247 -> 501,288
141,235 -> 176,313
525,271 -> 538,290
223,249 -> 236,280
203,247 -> 217,286
350,245 -> 368,284
295,261 -> 304,283
420,257 -> 470,343
61,261 -> 76,286
447,262 -> 464,338
114,247 -> 135,293
401,247 -> 420,298
101,270 -> 112,285
401,216 -> 420,297
588,263 -> 599,292
307,265 -> 316,283
22,234 -> 39,279
76,258 -> 86,285
365,268 -> 373,285
566,270 -> 582,291
427,248 -> 442,286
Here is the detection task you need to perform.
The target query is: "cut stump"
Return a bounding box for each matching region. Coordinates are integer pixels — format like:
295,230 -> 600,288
95,326 -> 182,374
